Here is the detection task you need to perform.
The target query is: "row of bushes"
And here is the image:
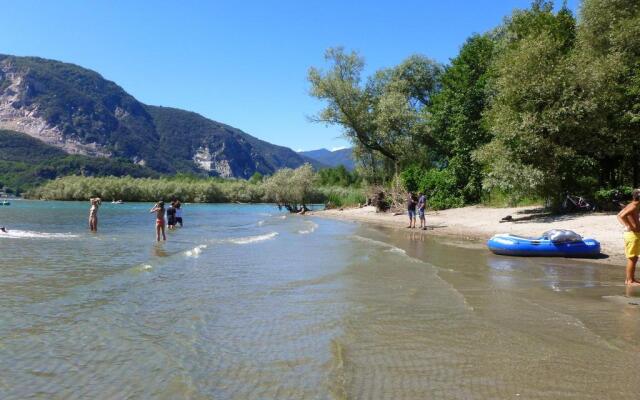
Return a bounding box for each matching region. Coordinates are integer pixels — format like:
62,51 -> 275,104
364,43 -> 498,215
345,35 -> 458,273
25,171 -> 366,208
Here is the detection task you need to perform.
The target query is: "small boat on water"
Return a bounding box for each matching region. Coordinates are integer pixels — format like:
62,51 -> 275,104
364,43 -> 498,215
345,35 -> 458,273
0,200 -> 10,206
487,229 -> 600,258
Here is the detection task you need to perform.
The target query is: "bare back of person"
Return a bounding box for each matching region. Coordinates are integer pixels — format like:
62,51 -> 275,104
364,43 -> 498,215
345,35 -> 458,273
621,203 -> 640,231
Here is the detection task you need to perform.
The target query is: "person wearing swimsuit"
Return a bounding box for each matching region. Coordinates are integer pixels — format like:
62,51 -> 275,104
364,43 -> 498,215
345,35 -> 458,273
150,201 -> 166,241
89,197 -> 101,232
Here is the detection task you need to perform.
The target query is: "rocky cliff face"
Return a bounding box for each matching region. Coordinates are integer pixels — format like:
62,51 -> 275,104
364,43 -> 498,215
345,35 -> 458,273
0,54 -> 312,178
0,64 -> 111,157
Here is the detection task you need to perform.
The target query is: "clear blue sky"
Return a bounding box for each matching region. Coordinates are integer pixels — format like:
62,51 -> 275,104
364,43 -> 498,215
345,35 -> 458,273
0,0 -> 579,152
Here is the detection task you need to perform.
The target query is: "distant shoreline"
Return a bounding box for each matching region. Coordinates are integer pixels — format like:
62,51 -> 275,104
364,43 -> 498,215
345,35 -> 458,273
313,205 -> 626,266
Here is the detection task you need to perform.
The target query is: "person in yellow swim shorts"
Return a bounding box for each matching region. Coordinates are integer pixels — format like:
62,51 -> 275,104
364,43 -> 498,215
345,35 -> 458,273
618,189 -> 640,285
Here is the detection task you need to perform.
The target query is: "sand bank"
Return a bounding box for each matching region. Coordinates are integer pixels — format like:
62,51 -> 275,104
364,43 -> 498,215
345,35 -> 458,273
314,205 -> 626,265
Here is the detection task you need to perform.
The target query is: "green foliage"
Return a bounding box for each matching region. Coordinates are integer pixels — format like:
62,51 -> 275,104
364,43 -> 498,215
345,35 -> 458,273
249,172 -> 264,184
319,186 -> 366,208
308,48 -> 443,181
306,1 -> 640,211
593,186 -> 633,210
481,190 -> 544,208
429,34 -> 495,203
262,163 -> 320,206
26,164 -> 359,209
317,165 -> 360,187
401,165 -> 464,210
0,130 -> 157,194
477,2 -> 581,204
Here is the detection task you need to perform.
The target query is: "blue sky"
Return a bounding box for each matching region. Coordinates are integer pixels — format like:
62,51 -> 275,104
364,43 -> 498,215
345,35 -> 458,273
0,0 -> 579,152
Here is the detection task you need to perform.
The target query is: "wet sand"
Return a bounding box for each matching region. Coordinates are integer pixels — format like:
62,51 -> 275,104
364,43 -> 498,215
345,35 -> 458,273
339,224 -> 640,399
316,205 -> 626,266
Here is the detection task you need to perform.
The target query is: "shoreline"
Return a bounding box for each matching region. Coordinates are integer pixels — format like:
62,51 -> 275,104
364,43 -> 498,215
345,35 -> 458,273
312,205 -> 626,266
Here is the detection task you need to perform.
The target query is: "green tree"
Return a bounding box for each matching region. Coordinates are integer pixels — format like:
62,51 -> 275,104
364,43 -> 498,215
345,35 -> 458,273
249,172 -> 264,184
308,48 -> 442,179
262,164 -> 319,211
573,0 -> 640,187
477,1 -> 580,204
429,34 -> 495,203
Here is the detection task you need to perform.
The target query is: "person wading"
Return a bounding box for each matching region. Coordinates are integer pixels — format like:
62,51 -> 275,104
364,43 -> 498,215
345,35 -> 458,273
150,201 -> 167,242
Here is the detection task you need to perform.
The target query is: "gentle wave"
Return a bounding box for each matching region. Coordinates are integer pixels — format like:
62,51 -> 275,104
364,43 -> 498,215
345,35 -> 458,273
130,264 -> 154,273
227,232 -> 278,245
257,220 -> 266,226
352,235 -> 396,249
185,245 -> 207,257
352,235 -> 418,260
385,247 -> 407,255
0,230 -> 79,239
298,221 -> 319,235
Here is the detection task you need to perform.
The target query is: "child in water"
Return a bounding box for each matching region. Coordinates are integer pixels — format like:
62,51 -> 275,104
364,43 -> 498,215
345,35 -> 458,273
175,201 -> 183,227
89,197 -> 101,232
150,201 -> 166,241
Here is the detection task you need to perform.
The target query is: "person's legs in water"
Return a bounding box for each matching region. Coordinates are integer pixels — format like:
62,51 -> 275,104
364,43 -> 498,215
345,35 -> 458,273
624,231 -> 640,285
89,214 -> 97,232
156,220 -> 162,241
626,257 -> 639,285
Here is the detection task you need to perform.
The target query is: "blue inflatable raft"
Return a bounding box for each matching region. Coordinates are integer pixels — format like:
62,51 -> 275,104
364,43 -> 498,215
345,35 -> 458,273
487,230 -> 600,257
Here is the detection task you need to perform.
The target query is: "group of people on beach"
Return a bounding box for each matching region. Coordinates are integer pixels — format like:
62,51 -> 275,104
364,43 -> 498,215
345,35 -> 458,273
406,192 -> 427,230
88,197 -> 184,241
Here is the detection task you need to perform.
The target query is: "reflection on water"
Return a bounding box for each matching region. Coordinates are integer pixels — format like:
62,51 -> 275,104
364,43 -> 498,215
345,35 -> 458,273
1,201 -> 639,399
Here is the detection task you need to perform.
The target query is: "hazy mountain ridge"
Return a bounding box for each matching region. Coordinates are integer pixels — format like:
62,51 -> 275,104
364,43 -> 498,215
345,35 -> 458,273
299,147 -> 355,170
0,54 -> 313,179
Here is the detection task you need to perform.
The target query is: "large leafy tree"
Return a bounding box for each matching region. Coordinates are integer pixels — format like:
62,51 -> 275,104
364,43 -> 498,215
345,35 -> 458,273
429,34 -> 495,203
477,1 -> 580,203
308,48 -> 442,180
573,0 -> 640,186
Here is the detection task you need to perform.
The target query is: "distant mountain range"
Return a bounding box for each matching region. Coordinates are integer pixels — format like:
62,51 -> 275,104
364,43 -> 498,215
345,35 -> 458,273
0,54 -> 321,190
298,148 -> 355,170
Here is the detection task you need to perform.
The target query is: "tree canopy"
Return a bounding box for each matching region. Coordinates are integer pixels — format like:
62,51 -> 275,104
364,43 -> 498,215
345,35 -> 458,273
310,0 -> 640,208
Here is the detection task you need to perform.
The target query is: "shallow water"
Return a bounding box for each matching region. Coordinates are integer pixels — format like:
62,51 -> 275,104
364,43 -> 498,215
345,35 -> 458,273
0,201 -> 639,399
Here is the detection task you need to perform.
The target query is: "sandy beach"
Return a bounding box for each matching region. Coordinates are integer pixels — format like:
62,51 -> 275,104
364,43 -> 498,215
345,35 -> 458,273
315,205 -> 626,265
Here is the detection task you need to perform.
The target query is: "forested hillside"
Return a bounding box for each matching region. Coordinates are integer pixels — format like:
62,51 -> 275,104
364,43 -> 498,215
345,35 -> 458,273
0,130 -> 157,193
0,54 -> 314,189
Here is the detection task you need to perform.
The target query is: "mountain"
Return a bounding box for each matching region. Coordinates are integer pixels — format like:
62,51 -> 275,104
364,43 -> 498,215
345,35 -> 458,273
299,148 -> 355,170
0,54 -> 313,181
0,129 -> 157,193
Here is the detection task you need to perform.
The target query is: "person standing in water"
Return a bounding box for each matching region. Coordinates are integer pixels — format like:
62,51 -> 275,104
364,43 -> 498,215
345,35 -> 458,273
166,201 -> 177,230
407,193 -> 417,229
618,189 -> 640,285
175,201 -> 183,227
150,201 -> 166,241
89,196 -> 101,232
417,192 -> 427,230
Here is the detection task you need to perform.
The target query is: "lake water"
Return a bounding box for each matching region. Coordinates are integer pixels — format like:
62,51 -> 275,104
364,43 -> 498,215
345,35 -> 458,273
1,201 -> 639,399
